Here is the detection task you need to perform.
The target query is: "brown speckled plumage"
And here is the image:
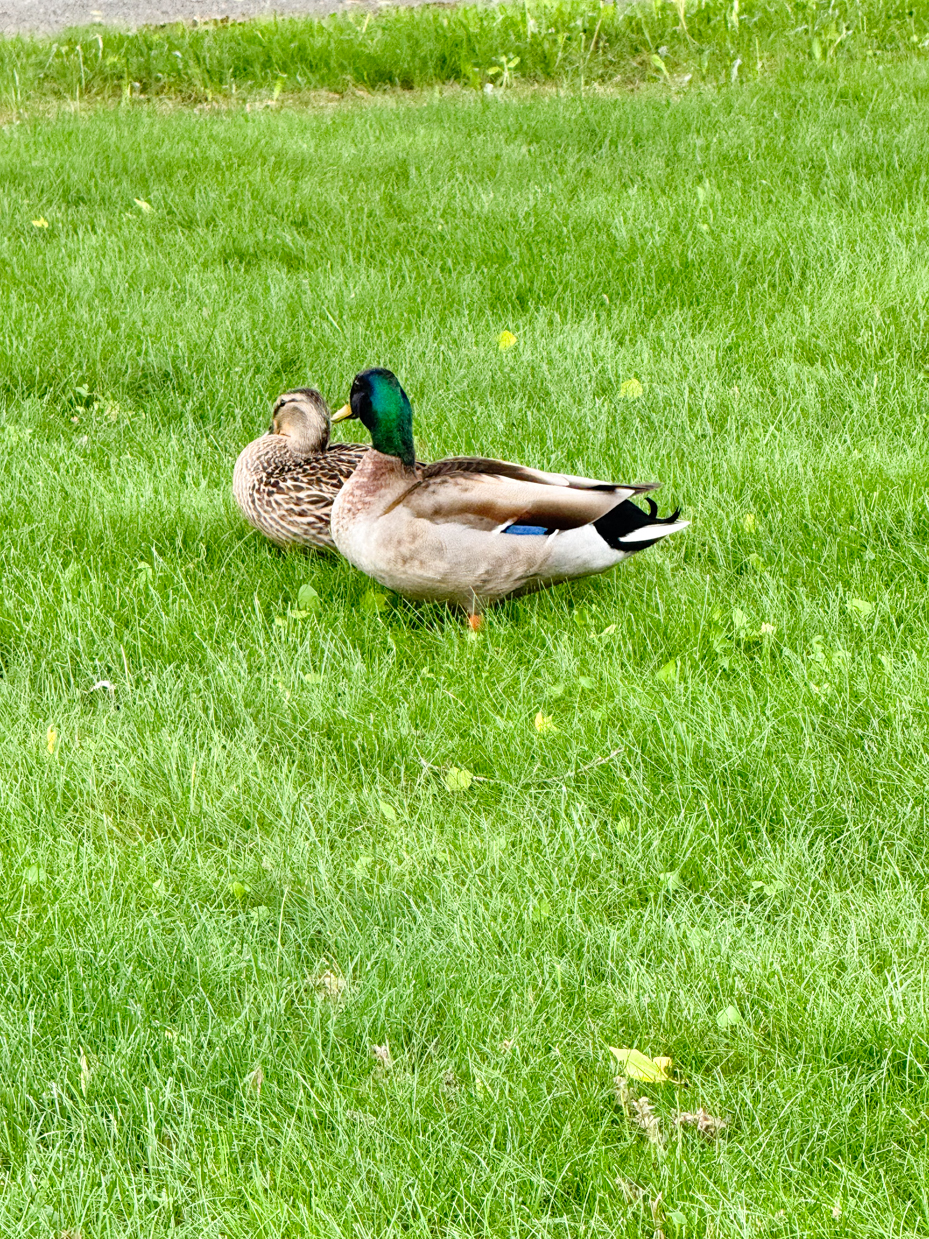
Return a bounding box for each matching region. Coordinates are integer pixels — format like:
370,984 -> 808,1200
232,389 -> 369,551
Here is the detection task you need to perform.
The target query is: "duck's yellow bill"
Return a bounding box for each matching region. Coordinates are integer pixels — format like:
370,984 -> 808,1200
331,403 -> 354,423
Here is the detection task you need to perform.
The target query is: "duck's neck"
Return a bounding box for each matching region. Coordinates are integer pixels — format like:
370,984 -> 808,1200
288,430 -> 328,458
368,394 -> 415,467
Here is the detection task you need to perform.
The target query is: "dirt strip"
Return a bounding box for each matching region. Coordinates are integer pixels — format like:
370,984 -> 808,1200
0,0 -> 431,37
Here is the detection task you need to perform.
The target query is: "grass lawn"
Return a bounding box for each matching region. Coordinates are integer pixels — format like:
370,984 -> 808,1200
1,6 -> 929,1233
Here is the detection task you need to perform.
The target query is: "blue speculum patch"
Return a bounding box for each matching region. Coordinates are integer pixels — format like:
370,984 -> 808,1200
504,524 -> 548,536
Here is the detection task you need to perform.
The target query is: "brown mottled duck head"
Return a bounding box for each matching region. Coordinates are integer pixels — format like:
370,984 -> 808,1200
269,388 -> 332,457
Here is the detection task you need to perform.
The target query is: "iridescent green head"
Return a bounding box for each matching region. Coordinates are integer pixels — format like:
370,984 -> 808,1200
332,368 -> 415,467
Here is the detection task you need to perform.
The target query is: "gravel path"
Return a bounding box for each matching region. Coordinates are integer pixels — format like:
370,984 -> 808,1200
1,0 -> 426,37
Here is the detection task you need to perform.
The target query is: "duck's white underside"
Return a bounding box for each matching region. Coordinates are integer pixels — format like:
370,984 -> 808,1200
339,517 -> 688,606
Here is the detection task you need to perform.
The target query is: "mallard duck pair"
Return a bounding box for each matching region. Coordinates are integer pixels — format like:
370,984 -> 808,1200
234,371 -> 688,625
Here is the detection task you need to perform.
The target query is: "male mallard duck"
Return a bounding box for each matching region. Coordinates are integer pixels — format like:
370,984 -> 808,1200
232,388 -> 369,551
330,369 -> 689,627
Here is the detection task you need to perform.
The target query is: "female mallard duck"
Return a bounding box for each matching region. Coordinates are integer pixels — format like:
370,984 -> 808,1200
330,369 -> 688,627
233,388 -> 369,551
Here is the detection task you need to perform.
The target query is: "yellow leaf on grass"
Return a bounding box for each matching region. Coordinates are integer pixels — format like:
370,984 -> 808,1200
296,583 -> 320,611
716,1003 -> 743,1029
848,598 -> 874,618
133,198 -> 153,213
534,711 -> 556,733
650,53 -> 670,78
742,513 -> 756,533
31,217 -> 49,228
444,766 -> 473,791
620,378 -> 643,399
609,1047 -> 673,1083
498,330 -> 517,350
657,659 -> 679,684
46,726 -> 58,753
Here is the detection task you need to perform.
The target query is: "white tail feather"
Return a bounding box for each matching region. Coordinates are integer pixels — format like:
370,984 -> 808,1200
619,519 -> 690,544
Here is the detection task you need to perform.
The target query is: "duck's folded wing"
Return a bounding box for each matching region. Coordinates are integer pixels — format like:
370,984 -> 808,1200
401,467 -> 653,531
422,456 -> 660,494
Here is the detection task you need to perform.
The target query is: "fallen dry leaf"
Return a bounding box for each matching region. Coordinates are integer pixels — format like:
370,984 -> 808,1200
247,1065 -> 265,1095
614,1074 -> 633,1112
615,1075 -> 665,1145
441,1069 -> 460,1097
371,1042 -> 393,1070
314,968 -> 346,1001
345,1108 -> 377,1126
633,1095 -> 663,1146
79,1050 -> 92,1095
650,1193 -> 664,1223
616,1176 -> 645,1204
673,1108 -> 727,1139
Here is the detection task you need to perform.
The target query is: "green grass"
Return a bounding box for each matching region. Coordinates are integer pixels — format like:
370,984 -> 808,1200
0,0 -> 928,105
1,7 -> 929,1235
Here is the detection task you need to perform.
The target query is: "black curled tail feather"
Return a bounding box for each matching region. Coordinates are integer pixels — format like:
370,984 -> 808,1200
593,497 -> 682,552
644,496 -> 681,523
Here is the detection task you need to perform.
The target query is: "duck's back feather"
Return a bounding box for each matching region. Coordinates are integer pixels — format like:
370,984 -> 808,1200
393,462 -> 658,533
421,455 -> 659,493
